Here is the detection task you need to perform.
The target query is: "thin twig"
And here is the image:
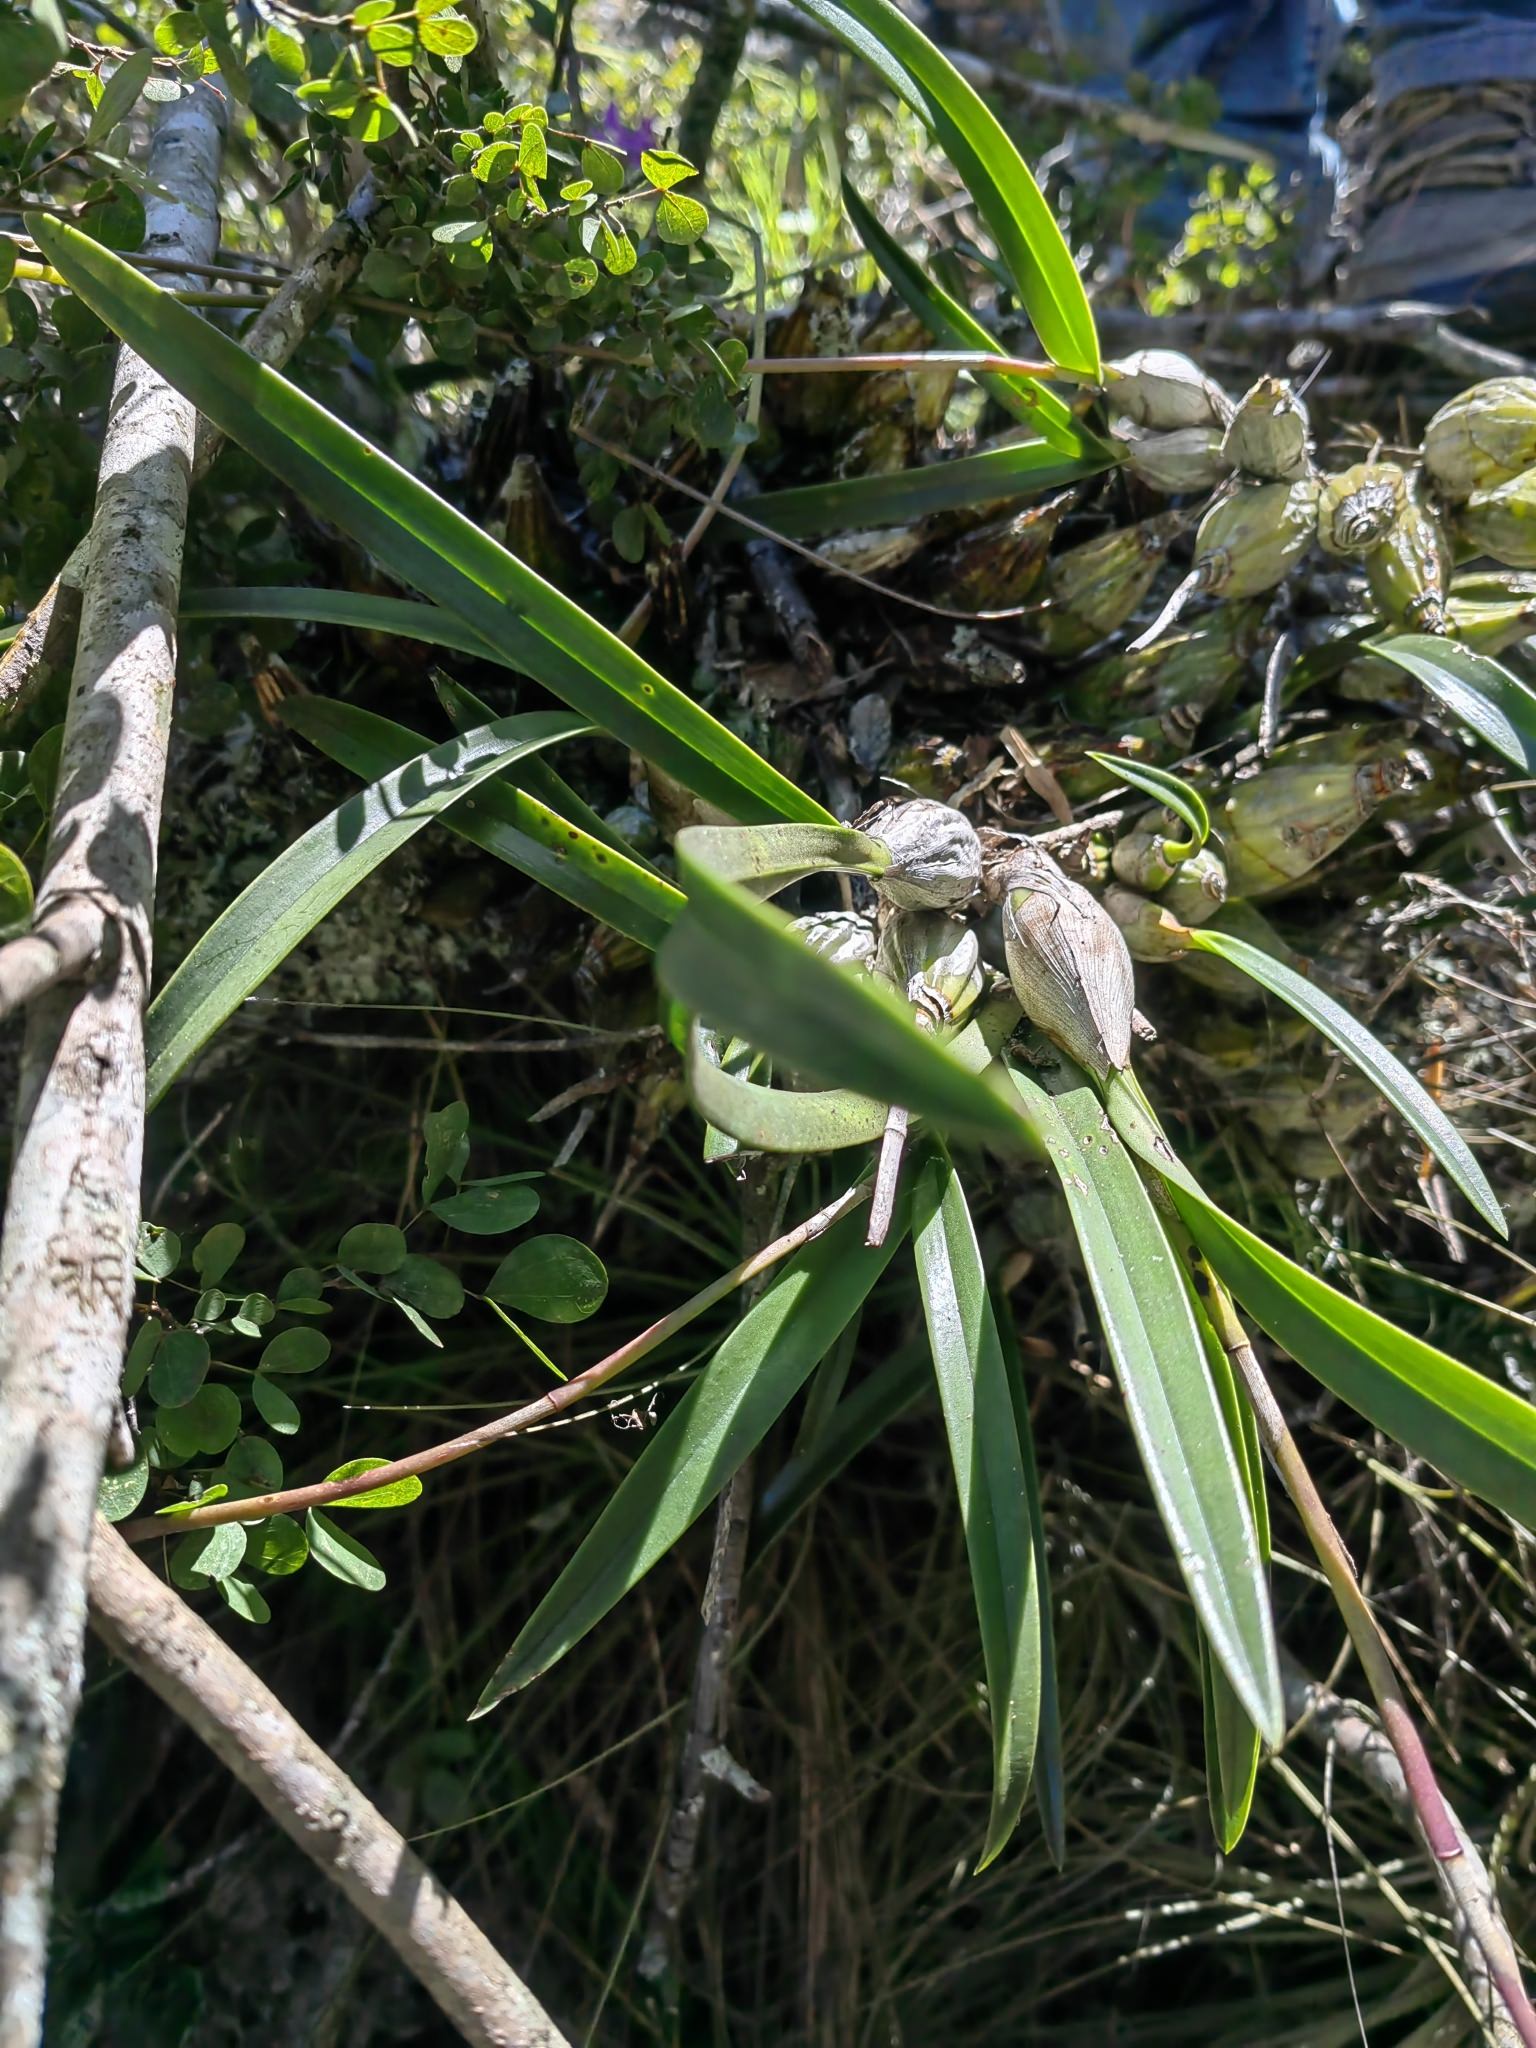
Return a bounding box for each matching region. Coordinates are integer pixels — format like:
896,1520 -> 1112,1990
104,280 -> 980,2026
1198,1271 -> 1536,2048
86,1525 -> 569,2048
639,1161 -> 784,1988
118,1180 -> 871,1541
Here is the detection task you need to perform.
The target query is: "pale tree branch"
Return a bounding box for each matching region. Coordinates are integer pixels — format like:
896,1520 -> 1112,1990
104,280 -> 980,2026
0,179 -> 377,739
86,1524 -> 570,2047
0,82 -> 226,2048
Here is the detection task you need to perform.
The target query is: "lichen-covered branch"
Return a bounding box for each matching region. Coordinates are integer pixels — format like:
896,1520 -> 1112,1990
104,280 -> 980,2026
86,1525 -> 569,2048
0,83 -> 225,2048
0,180 -> 376,736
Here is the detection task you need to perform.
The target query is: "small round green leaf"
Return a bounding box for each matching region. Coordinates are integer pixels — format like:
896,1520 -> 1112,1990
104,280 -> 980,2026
421,1100 -> 470,1203
655,191 -> 708,247
232,1292 -> 275,1337
337,1222 -> 408,1274
156,1383 -> 242,1457
121,1318 -> 163,1398
0,844 -> 33,935
225,1435 -> 283,1491
148,1329 -> 210,1407
383,1254 -> 464,1319
306,1509 -> 385,1591
170,1521 -> 247,1588
251,1372 -> 300,1435
487,1235 -> 608,1322
324,1455 -> 424,1510
250,1513 -> 308,1576
98,1446 -> 149,1522
218,1574 -> 271,1624
136,1221 -> 181,1280
419,10 -> 478,55
429,1181 -> 539,1235
640,147 -> 697,191
193,1220 -> 245,1287
259,1327 -> 331,1375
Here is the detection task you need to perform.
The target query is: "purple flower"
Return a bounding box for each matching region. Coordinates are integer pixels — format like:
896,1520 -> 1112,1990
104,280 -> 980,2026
599,102 -> 658,158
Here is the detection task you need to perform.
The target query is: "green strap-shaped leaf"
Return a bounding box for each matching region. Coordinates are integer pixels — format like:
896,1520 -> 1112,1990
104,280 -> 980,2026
1106,1073 -> 1536,1529
1370,632 -> 1536,772
1186,928 -> 1505,1238
750,438 -> 1110,540
912,1141 -> 1041,1868
842,176 -> 1095,458
680,820 -> 888,896
279,697 -> 682,953
993,1286 -> 1067,1867
475,1192 -> 903,1709
688,1020 -> 890,1153
1008,1053 -> 1282,1744
787,0 -> 1100,377
1187,1276 -> 1267,1852
1085,753 -> 1209,856
31,216 -> 825,830
660,833 -> 1027,1145
755,1342 -> 930,1550
428,667 -> 645,868
146,713 -> 588,1102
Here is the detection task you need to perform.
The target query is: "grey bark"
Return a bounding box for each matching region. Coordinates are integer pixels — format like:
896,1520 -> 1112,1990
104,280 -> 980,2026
677,0 -> 758,173
0,180 -> 376,736
0,83 -> 225,2048
86,1526 -> 570,2048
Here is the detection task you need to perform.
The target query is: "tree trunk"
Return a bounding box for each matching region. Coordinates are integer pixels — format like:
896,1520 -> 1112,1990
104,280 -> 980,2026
0,82 -> 226,2048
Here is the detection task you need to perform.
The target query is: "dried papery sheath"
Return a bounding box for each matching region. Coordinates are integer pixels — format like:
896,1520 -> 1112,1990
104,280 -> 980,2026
1104,883 -> 1191,962
1105,348 -> 1233,432
767,272 -> 856,439
815,524 -> 926,577
998,839 -> 1141,1078
1423,376 -> 1536,498
1366,482 -> 1451,631
788,909 -> 879,971
1317,463 -> 1406,557
927,491 -> 1074,611
835,417 -> 915,480
1110,418 -> 1232,494
1456,468 -> 1536,568
1221,375 -> 1312,482
1031,512 -> 1187,656
1161,846 -> 1229,925
1129,479 -> 1319,651
503,455 -> 580,585
1070,601 -> 1264,724
1444,580 -> 1536,652
863,798 -> 983,910
1217,737 -> 1416,897
876,910 -> 984,1024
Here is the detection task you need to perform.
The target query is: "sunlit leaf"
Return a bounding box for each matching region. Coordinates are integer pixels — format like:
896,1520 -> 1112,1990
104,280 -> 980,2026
475,1194 -> 899,1708
29,217 -> 826,829
1370,632 -> 1536,771
912,1142 -> 1041,1866
1009,1053 -> 1282,1744
1185,929 -> 1505,1237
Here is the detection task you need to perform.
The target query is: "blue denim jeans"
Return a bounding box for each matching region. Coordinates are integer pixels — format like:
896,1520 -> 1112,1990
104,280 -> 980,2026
1048,0 -> 1536,180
